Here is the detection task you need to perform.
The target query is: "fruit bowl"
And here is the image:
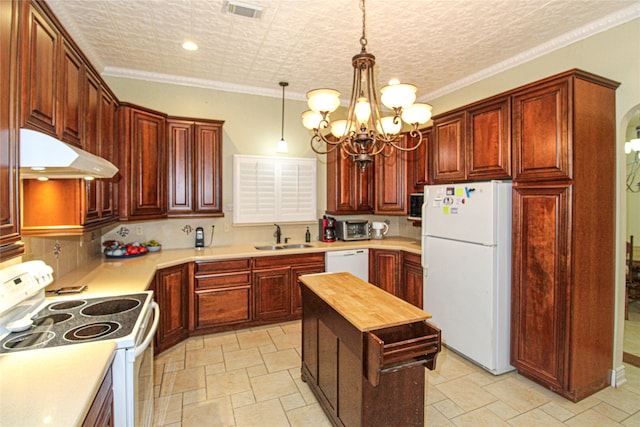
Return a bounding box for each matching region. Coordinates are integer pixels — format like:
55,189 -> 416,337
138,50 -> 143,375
143,240 -> 162,252
103,241 -> 148,258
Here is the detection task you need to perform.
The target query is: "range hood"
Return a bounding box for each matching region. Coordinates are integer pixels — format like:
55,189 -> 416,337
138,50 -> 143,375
19,128 -> 118,179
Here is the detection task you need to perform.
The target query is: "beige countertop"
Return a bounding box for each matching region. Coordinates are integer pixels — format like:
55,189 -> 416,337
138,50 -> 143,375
49,237 -> 421,295
299,271 -> 430,332
0,340 -> 116,427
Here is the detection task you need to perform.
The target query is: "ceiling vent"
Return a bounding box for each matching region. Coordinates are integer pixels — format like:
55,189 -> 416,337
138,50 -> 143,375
223,1 -> 263,19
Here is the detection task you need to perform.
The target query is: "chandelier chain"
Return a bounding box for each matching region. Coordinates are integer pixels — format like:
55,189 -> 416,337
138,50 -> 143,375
359,0 -> 367,51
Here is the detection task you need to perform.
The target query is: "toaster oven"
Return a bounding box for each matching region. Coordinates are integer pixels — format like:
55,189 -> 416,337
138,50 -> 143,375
336,220 -> 370,241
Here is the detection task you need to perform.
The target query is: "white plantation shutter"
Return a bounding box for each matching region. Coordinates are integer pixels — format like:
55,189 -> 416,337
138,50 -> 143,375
233,155 -> 317,224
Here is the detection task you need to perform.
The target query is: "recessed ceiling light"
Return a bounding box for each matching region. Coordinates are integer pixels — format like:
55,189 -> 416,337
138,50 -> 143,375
182,40 -> 198,51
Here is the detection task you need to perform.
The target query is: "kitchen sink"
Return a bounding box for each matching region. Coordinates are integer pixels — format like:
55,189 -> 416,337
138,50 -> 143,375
254,244 -> 313,250
282,244 -> 312,249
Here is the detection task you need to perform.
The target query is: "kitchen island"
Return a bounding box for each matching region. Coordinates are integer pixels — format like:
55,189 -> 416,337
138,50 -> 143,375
299,272 -> 441,427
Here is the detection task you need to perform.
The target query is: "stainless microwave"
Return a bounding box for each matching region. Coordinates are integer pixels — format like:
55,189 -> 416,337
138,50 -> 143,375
408,193 -> 423,220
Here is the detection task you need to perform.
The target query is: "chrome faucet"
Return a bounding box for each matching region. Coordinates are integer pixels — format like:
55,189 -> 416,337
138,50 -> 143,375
274,224 -> 281,244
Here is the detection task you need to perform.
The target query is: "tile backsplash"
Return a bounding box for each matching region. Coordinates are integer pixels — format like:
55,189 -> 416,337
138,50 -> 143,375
7,215 -> 421,280
21,232 -> 102,280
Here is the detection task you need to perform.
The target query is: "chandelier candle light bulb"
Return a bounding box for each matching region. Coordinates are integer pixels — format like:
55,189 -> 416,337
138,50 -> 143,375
302,0 -> 432,171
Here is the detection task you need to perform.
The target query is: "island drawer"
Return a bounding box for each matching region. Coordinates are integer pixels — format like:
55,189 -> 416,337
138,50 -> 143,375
365,321 -> 441,386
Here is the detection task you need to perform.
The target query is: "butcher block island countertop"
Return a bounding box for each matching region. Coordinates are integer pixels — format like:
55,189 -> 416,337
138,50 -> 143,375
299,271 -> 431,331
298,272 -> 441,427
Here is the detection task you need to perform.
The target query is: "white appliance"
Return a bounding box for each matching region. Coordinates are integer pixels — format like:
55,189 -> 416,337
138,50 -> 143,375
0,261 -> 159,426
421,181 -> 514,375
325,249 -> 369,282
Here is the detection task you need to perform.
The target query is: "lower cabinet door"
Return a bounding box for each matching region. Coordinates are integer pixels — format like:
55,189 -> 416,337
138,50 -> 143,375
156,264 -> 189,353
195,286 -> 251,328
254,267 -> 291,320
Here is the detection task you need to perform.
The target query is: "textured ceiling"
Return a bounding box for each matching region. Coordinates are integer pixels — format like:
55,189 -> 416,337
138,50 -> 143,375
45,0 -> 640,102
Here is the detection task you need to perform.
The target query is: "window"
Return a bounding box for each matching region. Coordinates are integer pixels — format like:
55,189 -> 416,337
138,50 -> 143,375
233,155 -> 317,224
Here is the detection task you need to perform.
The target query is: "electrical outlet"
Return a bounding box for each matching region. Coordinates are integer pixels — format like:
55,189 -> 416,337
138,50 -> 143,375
135,226 -> 143,235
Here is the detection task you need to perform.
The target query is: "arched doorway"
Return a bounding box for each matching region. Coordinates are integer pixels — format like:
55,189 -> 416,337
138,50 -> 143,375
624,104 -> 640,367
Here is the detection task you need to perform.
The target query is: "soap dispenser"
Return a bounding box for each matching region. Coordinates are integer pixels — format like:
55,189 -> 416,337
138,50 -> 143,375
305,227 -> 311,242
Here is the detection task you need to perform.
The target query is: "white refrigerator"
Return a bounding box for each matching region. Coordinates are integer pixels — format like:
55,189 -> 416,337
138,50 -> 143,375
421,180 -> 514,375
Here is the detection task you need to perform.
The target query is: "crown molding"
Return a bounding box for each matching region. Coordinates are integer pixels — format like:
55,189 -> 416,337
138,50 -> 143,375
420,3 -> 640,102
101,67 -> 309,101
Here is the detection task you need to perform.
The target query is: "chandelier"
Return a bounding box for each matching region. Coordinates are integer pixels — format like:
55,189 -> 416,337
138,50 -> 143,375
301,0 -> 432,171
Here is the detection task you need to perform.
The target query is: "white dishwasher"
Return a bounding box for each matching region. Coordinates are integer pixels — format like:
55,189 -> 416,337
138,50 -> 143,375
325,249 -> 369,282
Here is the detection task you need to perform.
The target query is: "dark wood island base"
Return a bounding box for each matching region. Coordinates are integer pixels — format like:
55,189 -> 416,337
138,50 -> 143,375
299,272 -> 441,427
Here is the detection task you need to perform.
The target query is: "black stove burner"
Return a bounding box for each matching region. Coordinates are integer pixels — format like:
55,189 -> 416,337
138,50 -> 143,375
32,313 -> 72,327
81,298 -> 140,316
64,321 -> 121,341
49,300 -> 86,311
3,331 -> 55,350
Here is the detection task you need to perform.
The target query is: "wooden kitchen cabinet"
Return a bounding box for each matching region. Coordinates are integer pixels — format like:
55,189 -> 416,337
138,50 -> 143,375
155,264 -> 190,353
253,253 -> 325,321
431,96 -> 510,184
21,1 -> 59,136
299,273 -> 441,427
167,118 -> 224,217
59,39 -> 83,147
119,103 -> 167,220
82,69 -> 101,224
192,258 -> 252,331
407,127 -> 431,193
82,363 -> 114,427
401,251 -> 423,308
291,263 -> 325,315
326,145 -> 374,215
21,71 -> 119,235
254,266 -> 291,320
369,249 -> 401,296
99,89 -> 118,220
0,0 -> 23,259
374,135 -> 408,215
510,70 -> 618,402
431,111 -> 466,183
467,96 -> 511,179
512,79 -> 569,183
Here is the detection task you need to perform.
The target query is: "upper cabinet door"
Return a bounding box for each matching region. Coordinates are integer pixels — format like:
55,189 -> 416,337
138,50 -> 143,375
22,3 -> 60,135
512,80 -> 570,182
0,0 -> 23,259
194,122 -> 223,214
326,148 -> 374,215
59,40 -> 84,147
167,120 -> 194,215
467,96 -> 511,180
432,111 -> 466,183
374,136 -> 407,215
120,105 -> 167,220
408,127 -> 431,193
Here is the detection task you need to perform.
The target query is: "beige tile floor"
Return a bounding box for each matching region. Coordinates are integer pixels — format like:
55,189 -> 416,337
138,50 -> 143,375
153,321 -> 640,426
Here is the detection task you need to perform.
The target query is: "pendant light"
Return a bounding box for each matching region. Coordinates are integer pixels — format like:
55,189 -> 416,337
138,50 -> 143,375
277,81 -> 289,153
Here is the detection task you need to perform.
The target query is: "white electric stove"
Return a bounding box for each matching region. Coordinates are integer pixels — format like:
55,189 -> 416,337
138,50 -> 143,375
0,260 -> 159,427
